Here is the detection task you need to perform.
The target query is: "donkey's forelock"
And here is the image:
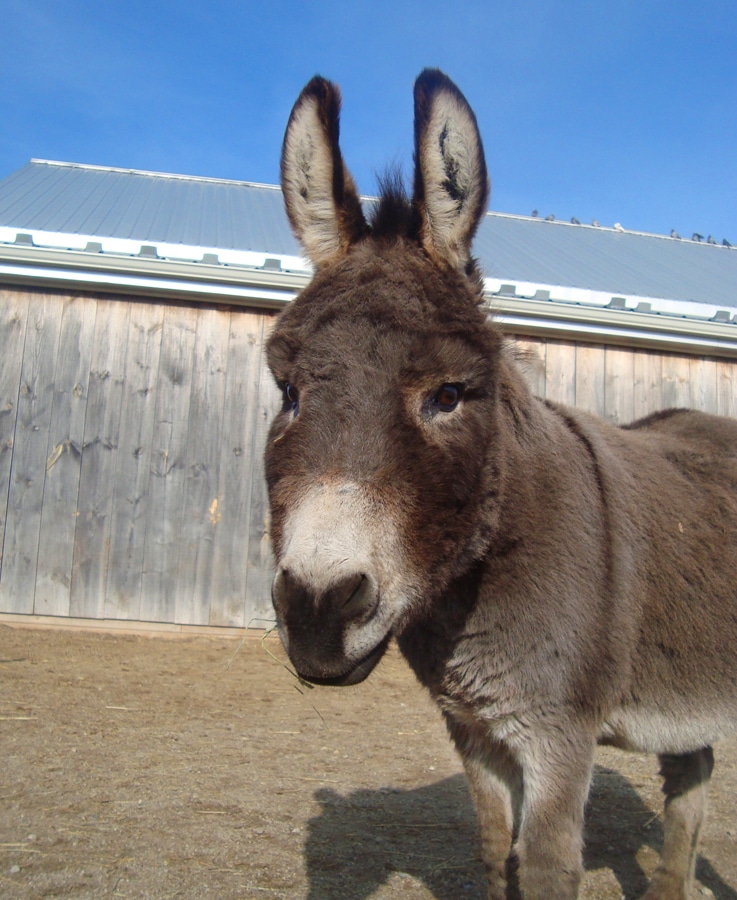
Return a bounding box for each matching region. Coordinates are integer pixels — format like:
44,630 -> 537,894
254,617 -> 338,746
368,170 -> 487,291
368,170 -> 419,240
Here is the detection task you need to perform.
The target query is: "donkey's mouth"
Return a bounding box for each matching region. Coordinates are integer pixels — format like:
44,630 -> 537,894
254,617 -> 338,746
297,634 -> 391,687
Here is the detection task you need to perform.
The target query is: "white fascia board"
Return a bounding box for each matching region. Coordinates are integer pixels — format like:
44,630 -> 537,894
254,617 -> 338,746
488,292 -> 737,357
0,226 -> 310,273
0,237 -> 309,309
484,277 -> 733,321
2,232 -> 737,357
0,260 -> 298,307
494,310 -> 737,357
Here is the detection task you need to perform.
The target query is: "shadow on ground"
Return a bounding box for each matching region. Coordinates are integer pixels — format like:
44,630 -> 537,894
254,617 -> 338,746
304,768 -> 737,900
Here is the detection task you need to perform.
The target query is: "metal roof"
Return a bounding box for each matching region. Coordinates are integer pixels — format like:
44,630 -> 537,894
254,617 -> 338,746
0,160 -> 302,255
475,215 -> 737,310
1,159 -> 736,356
1,159 -> 735,303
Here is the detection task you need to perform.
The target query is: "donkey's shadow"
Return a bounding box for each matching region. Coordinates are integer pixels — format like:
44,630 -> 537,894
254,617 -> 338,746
304,767 -> 736,899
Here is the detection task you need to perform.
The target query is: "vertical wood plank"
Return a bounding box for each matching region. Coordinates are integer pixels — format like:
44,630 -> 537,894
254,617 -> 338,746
0,293 -> 63,613
574,344 -> 606,416
140,304 -> 197,623
633,349 -> 663,420
244,316 -> 282,627
510,335 -> 546,398
0,292 -> 29,582
661,353 -> 693,409
174,306 -> 230,625
717,360 -> 737,418
70,300 -> 130,618
35,296 -> 98,615
544,340 -> 576,406
208,310 -> 267,627
687,357 -> 718,414
104,302 -> 165,619
604,347 -> 635,424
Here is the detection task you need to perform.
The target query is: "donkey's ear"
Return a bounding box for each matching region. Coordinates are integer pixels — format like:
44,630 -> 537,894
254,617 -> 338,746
281,76 -> 367,266
412,69 -> 489,271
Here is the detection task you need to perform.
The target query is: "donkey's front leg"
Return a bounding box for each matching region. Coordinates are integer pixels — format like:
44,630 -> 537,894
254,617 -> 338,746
446,718 -> 521,899
462,746 -> 520,899
643,746 -> 714,900
512,732 -> 596,900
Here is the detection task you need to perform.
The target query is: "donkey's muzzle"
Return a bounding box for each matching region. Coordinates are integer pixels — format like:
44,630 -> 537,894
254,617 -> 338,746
271,566 -> 385,683
295,634 -> 390,687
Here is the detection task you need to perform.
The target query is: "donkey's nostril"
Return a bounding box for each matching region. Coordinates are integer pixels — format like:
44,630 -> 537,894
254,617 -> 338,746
326,573 -> 363,609
273,566 -> 379,624
271,567 -> 290,611
325,572 -> 377,621
345,573 -> 367,608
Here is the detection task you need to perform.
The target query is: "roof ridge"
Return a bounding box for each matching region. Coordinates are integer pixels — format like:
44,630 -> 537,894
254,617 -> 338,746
22,163 -> 733,249
29,159 -> 282,191
481,209 -> 735,247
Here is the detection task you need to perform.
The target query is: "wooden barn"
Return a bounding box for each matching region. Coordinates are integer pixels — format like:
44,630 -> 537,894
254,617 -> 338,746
1,159 -> 736,634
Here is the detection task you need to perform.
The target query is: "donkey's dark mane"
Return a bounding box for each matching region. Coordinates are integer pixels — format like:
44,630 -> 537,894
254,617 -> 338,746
367,169 -> 486,293
620,407 -> 690,430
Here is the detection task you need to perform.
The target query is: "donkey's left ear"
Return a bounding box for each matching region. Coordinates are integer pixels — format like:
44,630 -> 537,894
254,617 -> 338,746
412,69 -> 489,271
281,76 -> 367,267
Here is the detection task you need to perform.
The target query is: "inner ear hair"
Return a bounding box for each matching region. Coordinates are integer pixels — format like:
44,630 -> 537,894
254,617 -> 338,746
280,76 -> 367,266
412,69 -> 489,270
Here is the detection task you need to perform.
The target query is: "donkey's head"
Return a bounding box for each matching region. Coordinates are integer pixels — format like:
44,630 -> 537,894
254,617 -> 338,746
266,70 -> 504,685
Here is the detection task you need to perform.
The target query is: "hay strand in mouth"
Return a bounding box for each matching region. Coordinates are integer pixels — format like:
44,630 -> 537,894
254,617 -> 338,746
259,625 -> 315,693
225,621 -> 315,692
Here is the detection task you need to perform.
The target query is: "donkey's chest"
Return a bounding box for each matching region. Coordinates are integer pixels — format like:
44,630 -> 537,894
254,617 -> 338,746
398,624 -> 545,734
437,689 -> 534,745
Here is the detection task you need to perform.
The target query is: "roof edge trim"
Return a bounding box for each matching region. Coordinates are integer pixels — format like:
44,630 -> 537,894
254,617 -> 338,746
1,243 -> 736,358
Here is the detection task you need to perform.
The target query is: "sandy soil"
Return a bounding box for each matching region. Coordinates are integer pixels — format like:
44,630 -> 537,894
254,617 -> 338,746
1,624 -> 735,899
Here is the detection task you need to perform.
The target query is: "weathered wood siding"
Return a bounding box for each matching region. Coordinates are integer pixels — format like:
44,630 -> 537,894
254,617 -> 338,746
1,287 -> 736,628
511,335 -> 737,421
0,287 -> 280,628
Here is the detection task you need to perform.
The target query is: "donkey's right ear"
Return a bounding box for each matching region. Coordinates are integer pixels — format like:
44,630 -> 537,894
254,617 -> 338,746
281,77 -> 367,267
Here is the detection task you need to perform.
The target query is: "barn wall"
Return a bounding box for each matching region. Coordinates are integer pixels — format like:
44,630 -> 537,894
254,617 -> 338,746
1,286 -> 736,629
0,286 -> 281,629
511,335 -> 737,421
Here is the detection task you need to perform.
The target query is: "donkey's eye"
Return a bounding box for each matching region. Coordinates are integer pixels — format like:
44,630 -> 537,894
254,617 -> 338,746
283,382 -> 299,414
426,383 -> 465,415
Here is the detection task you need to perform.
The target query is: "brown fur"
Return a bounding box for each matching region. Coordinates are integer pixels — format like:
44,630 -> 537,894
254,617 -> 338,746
265,70 -> 737,898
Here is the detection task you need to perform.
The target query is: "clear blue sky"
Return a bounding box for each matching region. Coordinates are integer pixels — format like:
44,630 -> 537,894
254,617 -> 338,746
3,0 -> 735,242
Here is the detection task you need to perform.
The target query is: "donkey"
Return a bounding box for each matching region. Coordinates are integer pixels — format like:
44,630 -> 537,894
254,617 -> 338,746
264,69 -> 737,899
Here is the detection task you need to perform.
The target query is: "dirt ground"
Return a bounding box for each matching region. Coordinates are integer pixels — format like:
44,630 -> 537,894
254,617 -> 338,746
1,625 -> 735,900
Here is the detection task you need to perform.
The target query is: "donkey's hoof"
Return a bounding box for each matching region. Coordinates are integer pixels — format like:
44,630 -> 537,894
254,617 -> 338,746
641,872 -> 690,900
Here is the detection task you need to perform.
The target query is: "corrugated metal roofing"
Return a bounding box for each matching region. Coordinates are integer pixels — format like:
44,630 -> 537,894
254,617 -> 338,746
476,216 -> 736,309
0,160 -> 302,256
1,159 -> 735,309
